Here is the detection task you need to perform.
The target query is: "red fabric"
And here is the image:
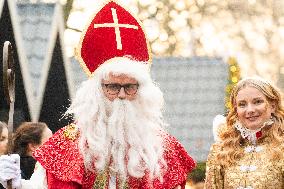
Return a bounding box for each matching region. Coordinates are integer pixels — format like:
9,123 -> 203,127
256,131 -> 262,138
128,132 -> 196,189
33,127 -> 85,184
47,172 -> 81,189
34,126 -> 196,188
78,1 -> 150,74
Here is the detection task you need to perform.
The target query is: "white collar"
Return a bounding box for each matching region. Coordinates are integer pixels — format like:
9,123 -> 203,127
234,118 -> 274,145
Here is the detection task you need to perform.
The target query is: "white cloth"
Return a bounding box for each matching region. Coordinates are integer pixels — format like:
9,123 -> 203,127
0,154 -> 21,189
21,162 -> 47,189
109,174 -> 116,189
212,114 -> 226,141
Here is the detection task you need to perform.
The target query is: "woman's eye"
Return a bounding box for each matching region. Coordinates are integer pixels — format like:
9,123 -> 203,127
255,99 -> 264,104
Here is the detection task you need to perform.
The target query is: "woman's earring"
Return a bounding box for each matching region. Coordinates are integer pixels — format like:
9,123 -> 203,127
265,115 -> 274,126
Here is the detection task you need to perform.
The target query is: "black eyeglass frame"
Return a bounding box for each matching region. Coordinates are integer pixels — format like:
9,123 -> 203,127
101,83 -> 139,95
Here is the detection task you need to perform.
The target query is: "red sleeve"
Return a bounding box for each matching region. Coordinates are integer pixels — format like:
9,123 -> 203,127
180,180 -> 186,189
33,125 -> 85,184
47,172 -> 82,189
158,132 -> 196,188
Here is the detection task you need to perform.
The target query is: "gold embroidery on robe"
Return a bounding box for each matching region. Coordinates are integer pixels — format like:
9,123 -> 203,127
63,123 -> 80,141
205,139 -> 284,189
92,169 -> 130,189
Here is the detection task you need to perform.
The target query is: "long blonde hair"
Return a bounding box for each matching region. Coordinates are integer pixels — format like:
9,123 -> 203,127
217,77 -> 284,167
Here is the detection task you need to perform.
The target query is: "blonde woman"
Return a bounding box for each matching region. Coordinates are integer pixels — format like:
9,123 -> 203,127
205,77 -> 284,188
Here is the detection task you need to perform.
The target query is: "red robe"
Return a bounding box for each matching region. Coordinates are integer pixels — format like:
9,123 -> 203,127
33,124 -> 196,189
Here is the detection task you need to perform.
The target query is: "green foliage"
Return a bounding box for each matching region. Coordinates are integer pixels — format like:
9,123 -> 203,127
187,162 -> 206,183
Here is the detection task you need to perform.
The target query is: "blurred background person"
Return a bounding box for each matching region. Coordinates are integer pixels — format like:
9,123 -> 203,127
0,122 -> 8,156
12,122 -> 52,179
205,77 -> 284,188
0,122 -> 8,189
186,162 -> 205,189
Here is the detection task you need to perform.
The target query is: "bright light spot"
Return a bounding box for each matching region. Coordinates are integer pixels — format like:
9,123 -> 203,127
60,0 -> 67,4
159,32 -> 168,41
67,11 -> 86,30
169,10 -> 178,18
243,28 -> 268,53
139,11 -> 149,20
176,28 -> 192,41
248,0 -> 256,5
181,10 -> 189,19
155,12 -> 164,21
262,17 -> 273,29
279,27 -> 284,38
148,5 -> 157,14
197,0 -> 205,6
139,0 -> 155,6
168,21 -> 176,30
172,16 -> 187,28
168,36 -> 176,44
156,1 -> 164,9
280,67 -> 284,74
175,1 -> 185,10
201,22 -> 215,36
143,19 -> 160,41
64,29 -> 81,57
230,66 -> 237,72
179,43 -> 193,57
232,77 -> 238,83
152,41 -> 168,54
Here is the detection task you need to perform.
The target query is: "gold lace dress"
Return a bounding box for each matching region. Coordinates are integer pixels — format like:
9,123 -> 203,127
205,138 -> 284,189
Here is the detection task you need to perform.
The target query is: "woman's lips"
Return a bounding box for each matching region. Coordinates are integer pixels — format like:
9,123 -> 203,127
246,116 -> 259,121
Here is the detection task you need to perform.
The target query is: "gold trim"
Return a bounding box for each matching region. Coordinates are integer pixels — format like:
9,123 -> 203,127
93,170 -> 108,189
63,123 -> 79,141
75,0 -> 152,78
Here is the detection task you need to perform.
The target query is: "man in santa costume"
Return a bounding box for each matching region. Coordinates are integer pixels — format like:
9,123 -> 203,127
0,1 -> 195,188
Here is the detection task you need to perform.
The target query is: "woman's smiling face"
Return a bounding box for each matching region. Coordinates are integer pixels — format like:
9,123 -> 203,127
236,86 -> 275,130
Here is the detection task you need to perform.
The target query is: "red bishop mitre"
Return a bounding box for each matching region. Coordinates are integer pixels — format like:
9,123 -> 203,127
75,0 -> 152,77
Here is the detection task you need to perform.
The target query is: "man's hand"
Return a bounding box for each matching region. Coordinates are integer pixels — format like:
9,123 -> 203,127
0,154 -> 21,189
174,185 -> 181,189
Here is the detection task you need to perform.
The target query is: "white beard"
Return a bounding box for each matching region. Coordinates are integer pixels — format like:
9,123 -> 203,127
66,59 -> 168,181
79,98 -> 166,180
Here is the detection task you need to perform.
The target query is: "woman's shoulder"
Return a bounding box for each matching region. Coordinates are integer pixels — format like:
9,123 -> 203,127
209,142 -> 222,154
206,143 -> 223,165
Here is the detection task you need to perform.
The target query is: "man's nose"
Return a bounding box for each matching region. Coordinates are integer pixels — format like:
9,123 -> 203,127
117,87 -> 126,99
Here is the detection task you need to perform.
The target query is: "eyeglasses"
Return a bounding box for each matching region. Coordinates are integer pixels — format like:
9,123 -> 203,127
102,83 -> 139,95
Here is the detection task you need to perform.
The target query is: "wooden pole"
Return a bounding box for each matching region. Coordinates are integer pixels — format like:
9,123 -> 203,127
3,41 -> 15,189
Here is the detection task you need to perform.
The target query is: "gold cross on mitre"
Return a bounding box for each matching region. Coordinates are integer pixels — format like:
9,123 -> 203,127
93,8 -> 138,50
